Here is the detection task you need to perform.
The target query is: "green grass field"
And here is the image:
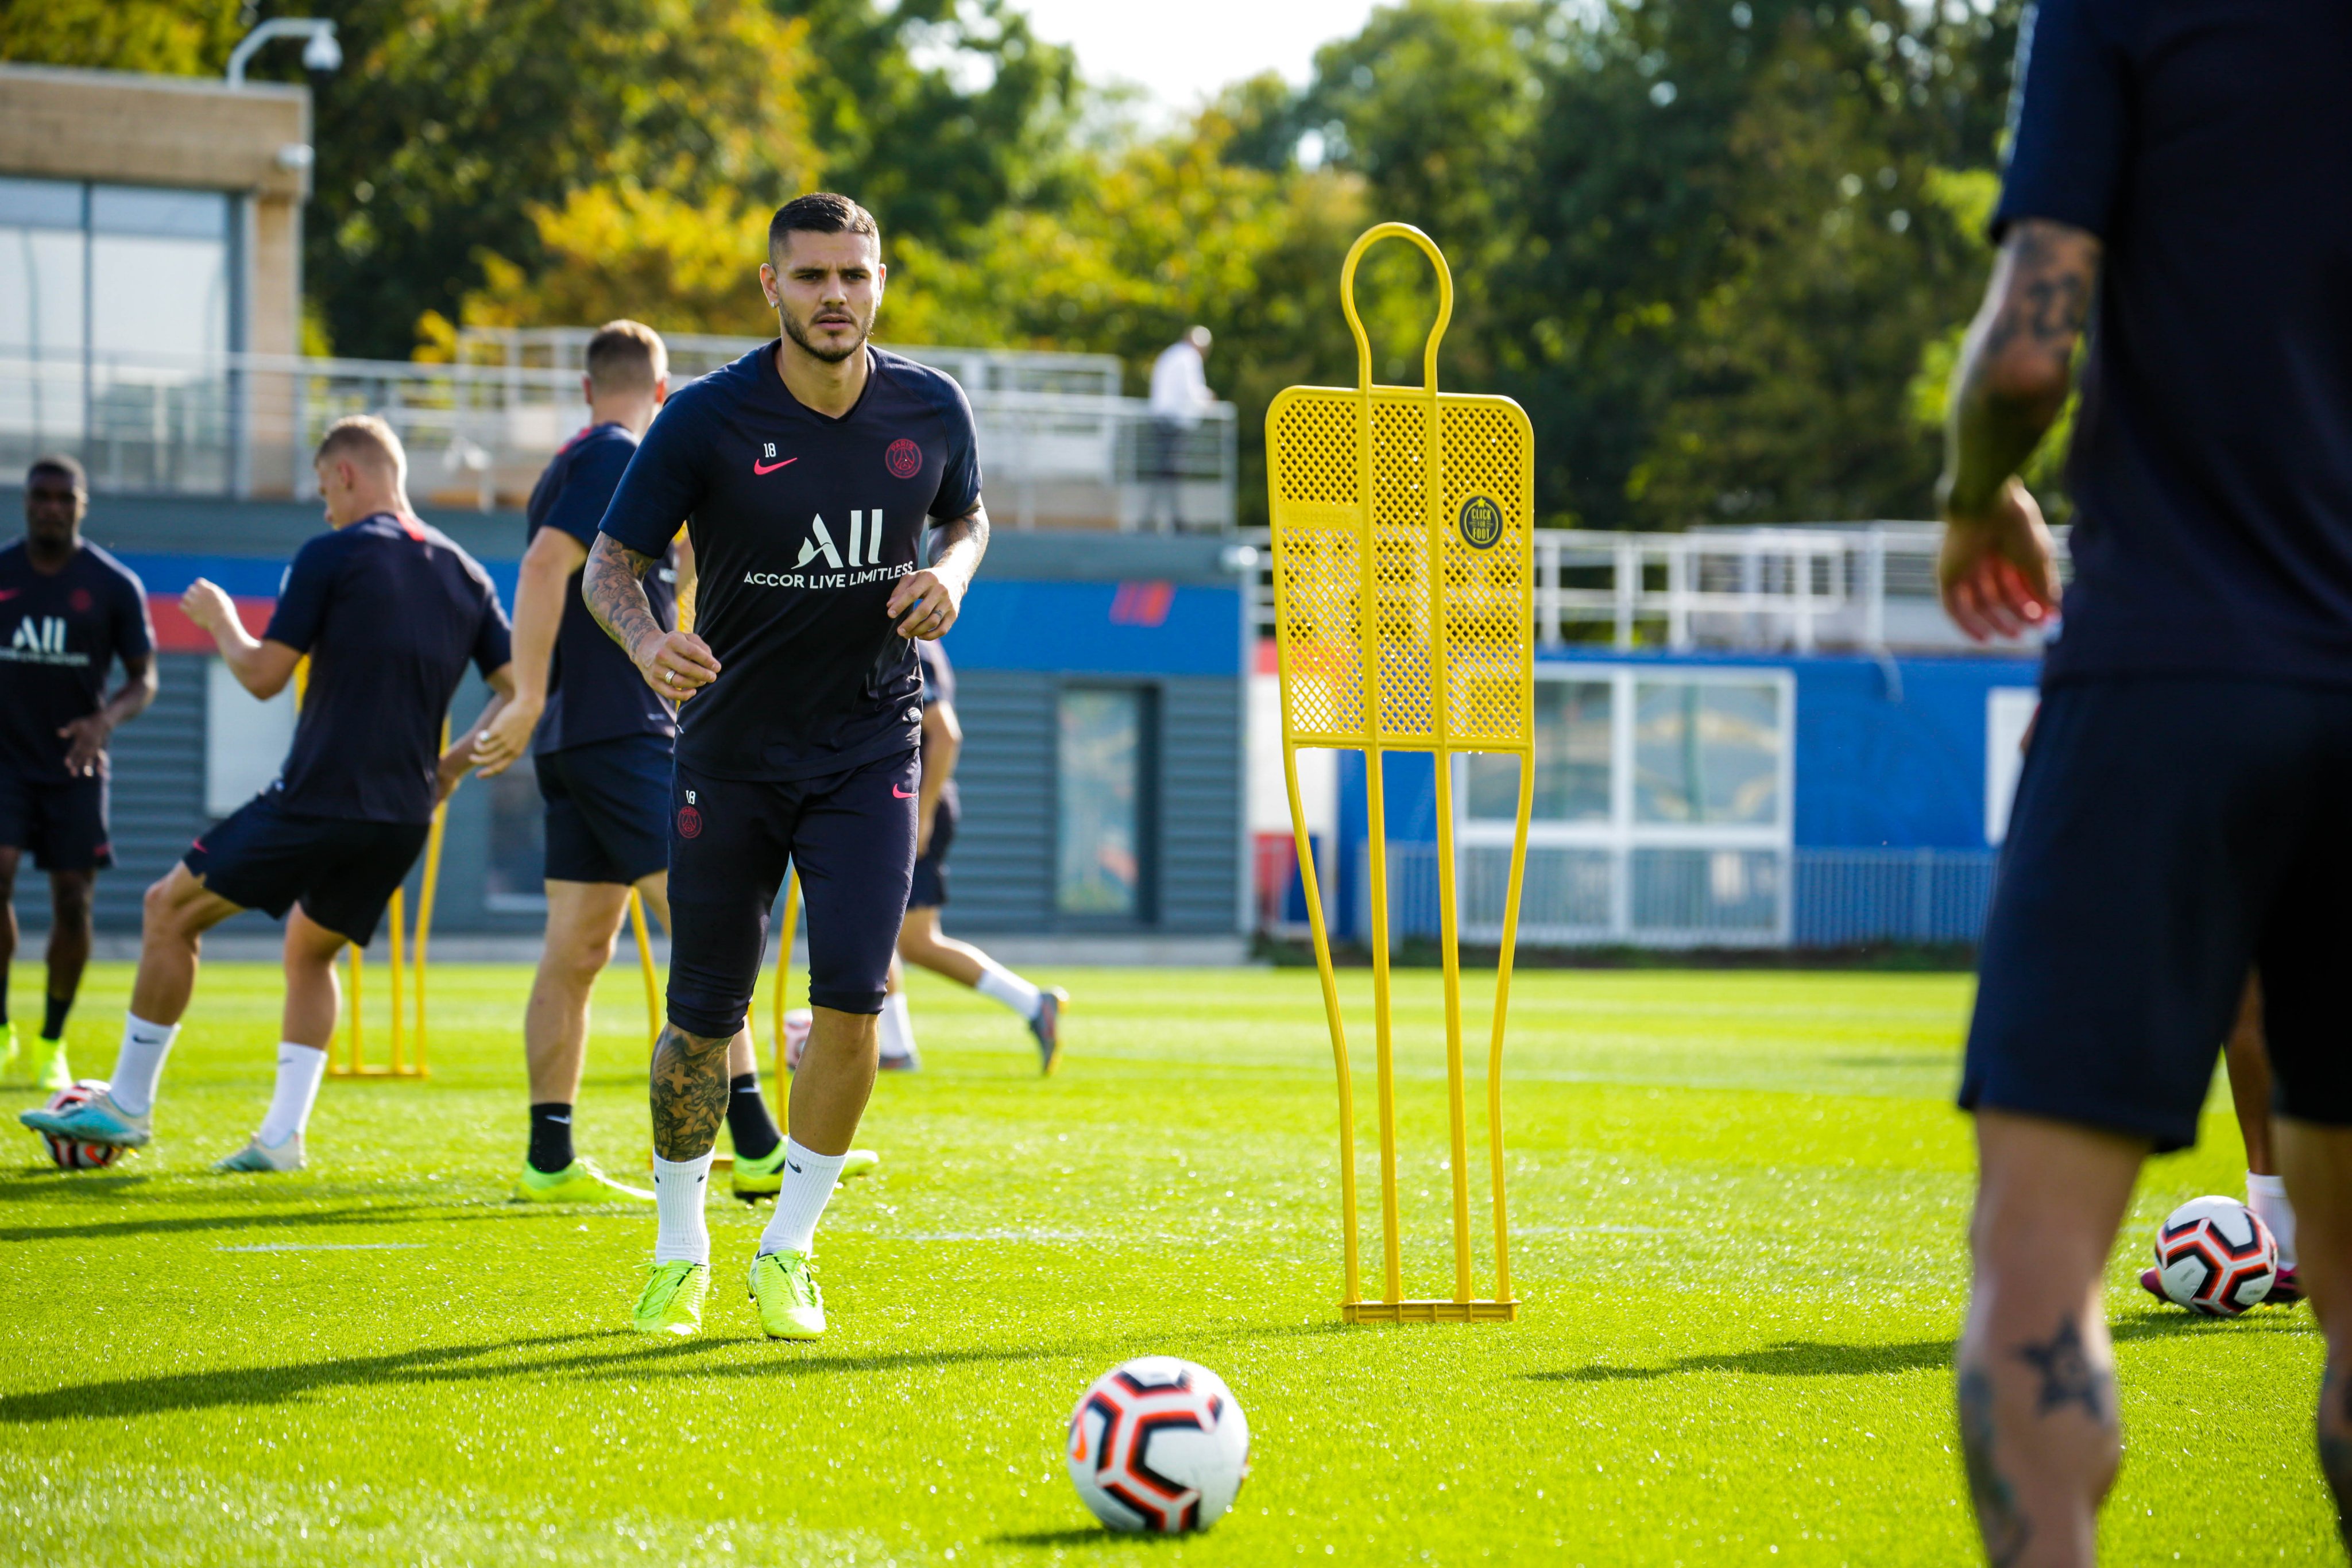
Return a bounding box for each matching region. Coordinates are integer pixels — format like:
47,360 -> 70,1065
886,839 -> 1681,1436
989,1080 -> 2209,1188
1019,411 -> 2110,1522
0,961 -> 2332,1565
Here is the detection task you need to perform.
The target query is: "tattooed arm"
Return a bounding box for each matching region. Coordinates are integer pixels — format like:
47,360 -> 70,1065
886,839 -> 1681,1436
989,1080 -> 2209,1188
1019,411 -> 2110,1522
1936,218 -> 2101,642
582,532 -> 721,700
884,502 -> 989,641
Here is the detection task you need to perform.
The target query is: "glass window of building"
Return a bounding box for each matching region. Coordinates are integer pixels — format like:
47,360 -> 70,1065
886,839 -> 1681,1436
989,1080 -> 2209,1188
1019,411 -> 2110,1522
1465,678 -> 1611,822
1057,687 -> 1147,919
1633,679 -> 1784,826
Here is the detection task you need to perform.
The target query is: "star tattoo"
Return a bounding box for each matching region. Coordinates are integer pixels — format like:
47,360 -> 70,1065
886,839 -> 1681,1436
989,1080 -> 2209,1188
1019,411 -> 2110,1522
2016,1316 -> 2105,1421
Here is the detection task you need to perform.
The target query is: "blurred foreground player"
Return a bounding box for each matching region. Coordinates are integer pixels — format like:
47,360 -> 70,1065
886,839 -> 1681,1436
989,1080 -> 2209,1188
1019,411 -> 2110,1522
0,456 -> 156,1090
875,637 -> 1064,1074
586,192 -> 987,1338
470,320 -> 788,1205
21,418 -> 513,1170
1937,3 -> 2352,1561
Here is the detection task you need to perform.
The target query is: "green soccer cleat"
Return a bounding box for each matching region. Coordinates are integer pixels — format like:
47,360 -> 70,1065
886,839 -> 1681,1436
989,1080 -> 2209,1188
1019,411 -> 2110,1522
1030,987 -> 1069,1076
511,1157 -> 655,1205
749,1249 -> 825,1339
31,1038 -> 71,1094
20,1084 -> 149,1147
214,1131 -> 305,1172
731,1144 -> 880,1199
633,1259 -> 707,1335
0,1021 -> 20,1084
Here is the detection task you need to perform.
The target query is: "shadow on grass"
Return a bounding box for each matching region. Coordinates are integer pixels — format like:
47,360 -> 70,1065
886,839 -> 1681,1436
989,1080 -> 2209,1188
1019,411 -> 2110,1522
0,1330 -> 1092,1423
1531,1338 -> 1955,1383
2111,1310 -> 2310,1340
0,1200 -> 616,1245
991,1529 -> 1147,1548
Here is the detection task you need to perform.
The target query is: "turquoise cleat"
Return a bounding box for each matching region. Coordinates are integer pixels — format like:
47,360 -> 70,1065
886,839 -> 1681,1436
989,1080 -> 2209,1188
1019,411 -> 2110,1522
633,1260 -> 707,1335
748,1250 -> 825,1339
20,1084 -> 149,1148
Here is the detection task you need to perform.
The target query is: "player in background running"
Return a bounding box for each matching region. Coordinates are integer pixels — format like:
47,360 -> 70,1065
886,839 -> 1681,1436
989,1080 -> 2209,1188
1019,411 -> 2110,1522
470,321 -> 796,1205
874,636 -> 1065,1074
0,456 -> 155,1090
21,417 -> 513,1171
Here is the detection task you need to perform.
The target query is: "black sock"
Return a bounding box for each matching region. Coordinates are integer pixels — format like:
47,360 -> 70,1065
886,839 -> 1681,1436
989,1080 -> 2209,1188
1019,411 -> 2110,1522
727,1073 -> 782,1161
1,961 -> 10,1027
41,992 -> 70,1042
528,1102 -> 575,1174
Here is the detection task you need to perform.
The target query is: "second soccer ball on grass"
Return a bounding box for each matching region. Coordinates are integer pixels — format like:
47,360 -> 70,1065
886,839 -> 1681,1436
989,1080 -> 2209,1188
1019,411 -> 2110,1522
2151,1195 -> 2278,1317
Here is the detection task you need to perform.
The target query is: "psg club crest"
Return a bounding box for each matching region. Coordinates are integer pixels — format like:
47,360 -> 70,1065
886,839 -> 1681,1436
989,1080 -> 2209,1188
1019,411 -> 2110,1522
68,588 -> 92,613
676,804 -> 703,839
885,438 -> 923,480
1457,495 -> 1504,551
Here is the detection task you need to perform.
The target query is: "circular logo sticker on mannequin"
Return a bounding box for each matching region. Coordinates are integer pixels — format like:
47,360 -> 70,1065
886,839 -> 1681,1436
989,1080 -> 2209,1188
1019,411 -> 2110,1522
1457,495 -> 1504,551
885,438 -> 923,479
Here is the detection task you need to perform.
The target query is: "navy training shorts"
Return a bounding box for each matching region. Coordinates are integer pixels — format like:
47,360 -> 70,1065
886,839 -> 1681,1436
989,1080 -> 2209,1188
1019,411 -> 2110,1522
664,746 -> 918,1035
538,732 -> 671,886
1962,676 -> 2352,1152
909,794 -> 957,909
186,791 -> 428,946
0,767 -> 111,871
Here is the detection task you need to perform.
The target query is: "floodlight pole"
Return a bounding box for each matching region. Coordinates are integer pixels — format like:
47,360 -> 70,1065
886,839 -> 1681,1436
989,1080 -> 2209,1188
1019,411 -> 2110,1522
226,18 -> 342,87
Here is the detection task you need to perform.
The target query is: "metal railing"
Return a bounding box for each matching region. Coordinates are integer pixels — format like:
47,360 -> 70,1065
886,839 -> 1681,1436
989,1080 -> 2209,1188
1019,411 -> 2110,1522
1243,524 -> 2067,653
453,326 -> 1128,397
2,343 -> 1239,529
1250,842 -> 1998,951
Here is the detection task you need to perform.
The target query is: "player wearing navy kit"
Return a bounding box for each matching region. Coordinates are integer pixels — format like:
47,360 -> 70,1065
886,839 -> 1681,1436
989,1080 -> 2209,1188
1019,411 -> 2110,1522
876,637 -> 1066,1074
22,417 -> 514,1172
1937,4 -> 2352,1559
468,321 -> 795,1206
585,193 -> 989,1339
0,456 -> 156,1091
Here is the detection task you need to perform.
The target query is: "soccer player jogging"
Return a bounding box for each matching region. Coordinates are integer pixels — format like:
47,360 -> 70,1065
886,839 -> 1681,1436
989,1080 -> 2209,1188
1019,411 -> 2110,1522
585,193 -> 988,1339
21,418 -> 513,1170
469,321 -> 798,1205
0,456 -> 156,1091
876,636 -> 1065,1074
1938,5 -> 2352,1561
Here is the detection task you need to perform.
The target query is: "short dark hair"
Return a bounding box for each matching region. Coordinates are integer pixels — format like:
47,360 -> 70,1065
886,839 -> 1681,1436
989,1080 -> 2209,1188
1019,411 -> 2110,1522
768,193 -> 880,260
27,454 -> 85,492
585,319 -> 666,395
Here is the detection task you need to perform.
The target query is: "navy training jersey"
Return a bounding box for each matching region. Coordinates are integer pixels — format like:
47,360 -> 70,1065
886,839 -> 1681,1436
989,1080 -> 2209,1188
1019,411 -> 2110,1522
916,638 -> 959,812
264,513 -> 513,824
524,421 -> 678,754
0,540 -> 153,780
1995,0 -> 2352,686
598,343 -> 982,781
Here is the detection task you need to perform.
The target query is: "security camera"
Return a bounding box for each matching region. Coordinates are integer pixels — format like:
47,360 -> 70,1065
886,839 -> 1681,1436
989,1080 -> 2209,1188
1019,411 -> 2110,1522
301,29 -> 342,72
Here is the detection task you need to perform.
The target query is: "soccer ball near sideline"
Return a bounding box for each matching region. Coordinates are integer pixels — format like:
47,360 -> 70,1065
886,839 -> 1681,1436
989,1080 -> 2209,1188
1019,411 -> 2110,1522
38,1081 -> 125,1172
1066,1356 -> 1250,1534
2152,1195 -> 2276,1317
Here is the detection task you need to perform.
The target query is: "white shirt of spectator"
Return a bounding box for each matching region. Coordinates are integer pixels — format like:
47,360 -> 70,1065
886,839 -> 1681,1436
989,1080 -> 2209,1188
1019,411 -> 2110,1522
1149,339 -> 1216,424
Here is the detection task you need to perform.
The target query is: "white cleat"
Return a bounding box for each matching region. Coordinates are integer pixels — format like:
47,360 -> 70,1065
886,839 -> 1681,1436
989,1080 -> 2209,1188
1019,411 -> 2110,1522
213,1131 -> 305,1173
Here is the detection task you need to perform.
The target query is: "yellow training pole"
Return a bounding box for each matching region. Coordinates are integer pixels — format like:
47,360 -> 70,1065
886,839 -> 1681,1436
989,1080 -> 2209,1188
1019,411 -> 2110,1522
386,886 -> 406,1074
346,942 -> 365,1070
410,785 -> 448,1075
1283,746 -> 1359,1308
628,888 -> 660,1048
772,866 -> 800,1090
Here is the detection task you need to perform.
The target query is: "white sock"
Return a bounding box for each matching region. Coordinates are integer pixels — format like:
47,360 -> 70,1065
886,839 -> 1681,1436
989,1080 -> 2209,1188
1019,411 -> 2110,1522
257,1043 -> 327,1145
652,1152 -> 715,1265
880,992 -> 918,1062
757,1139 -> 846,1257
2249,1172 -> 2299,1270
974,959 -> 1042,1020
107,1013 -> 179,1117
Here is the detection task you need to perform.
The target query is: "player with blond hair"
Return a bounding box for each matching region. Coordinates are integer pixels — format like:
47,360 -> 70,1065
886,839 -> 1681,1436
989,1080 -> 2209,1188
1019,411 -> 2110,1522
22,417 -> 514,1170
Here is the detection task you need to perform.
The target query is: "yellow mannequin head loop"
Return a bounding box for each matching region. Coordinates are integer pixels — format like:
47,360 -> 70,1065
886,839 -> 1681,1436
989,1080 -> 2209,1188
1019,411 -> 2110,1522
1339,222 -> 1456,398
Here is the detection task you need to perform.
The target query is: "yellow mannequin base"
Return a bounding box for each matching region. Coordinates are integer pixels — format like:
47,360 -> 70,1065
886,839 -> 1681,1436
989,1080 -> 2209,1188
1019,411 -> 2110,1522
1343,1299 -> 1519,1323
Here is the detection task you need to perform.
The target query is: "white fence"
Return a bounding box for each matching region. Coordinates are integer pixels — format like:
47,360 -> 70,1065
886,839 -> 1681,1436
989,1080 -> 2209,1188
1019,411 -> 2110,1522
2,342 -> 1237,530
1243,524 -> 2065,653
1254,842 -> 1999,950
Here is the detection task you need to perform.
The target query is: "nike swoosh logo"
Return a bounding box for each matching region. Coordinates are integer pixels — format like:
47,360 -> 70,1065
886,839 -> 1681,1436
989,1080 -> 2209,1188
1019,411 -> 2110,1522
892,784 -> 915,799
753,457 -> 797,475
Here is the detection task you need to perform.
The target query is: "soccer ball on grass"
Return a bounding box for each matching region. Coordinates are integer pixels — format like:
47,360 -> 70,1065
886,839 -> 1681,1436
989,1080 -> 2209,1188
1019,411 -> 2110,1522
1066,1356 -> 1250,1534
36,1079 -> 125,1171
2151,1195 -> 2276,1316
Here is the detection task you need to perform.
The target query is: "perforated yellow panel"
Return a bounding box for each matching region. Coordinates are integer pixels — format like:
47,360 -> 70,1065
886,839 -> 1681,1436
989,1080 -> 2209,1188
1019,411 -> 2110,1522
1268,388 -> 1531,755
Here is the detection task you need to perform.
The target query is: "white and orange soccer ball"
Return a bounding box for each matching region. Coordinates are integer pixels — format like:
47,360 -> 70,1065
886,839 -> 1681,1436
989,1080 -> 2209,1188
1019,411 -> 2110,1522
2152,1195 -> 2277,1317
1066,1356 -> 1250,1534
36,1080 -> 125,1172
